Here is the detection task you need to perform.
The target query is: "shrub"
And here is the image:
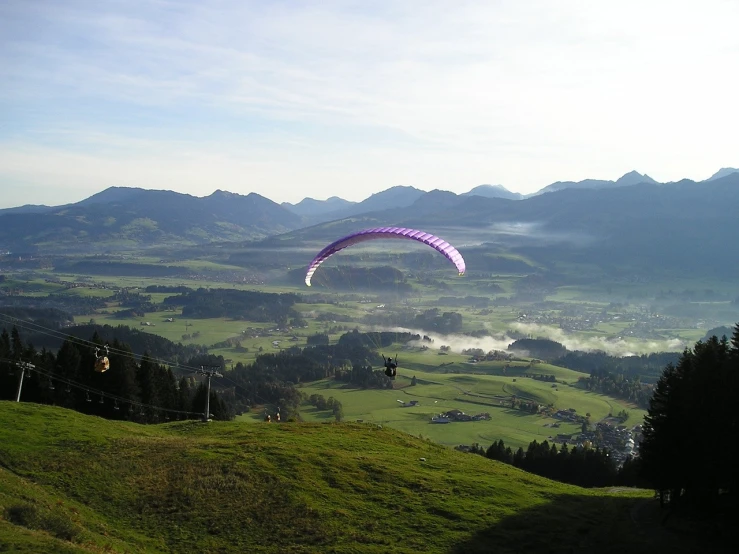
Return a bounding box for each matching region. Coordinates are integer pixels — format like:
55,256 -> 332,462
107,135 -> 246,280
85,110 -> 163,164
5,503 -> 38,527
4,503 -> 81,542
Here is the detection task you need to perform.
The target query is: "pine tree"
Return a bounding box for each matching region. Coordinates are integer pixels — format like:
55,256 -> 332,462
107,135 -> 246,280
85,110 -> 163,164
640,361 -> 684,498
513,447 -> 524,468
641,333 -> 736,506
10,326 -> 23,360
0,328 -> 10,358
176,377 -> 191,414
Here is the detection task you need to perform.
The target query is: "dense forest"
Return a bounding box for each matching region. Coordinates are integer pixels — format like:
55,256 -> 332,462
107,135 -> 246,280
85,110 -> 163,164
289,265 -> 412,293
640,331 -> 739,510
161,288 -> 301,322
577,370 -> 654,409
361,307 -> 464,333
508,338 -> 567,360
553,351 -> 681,383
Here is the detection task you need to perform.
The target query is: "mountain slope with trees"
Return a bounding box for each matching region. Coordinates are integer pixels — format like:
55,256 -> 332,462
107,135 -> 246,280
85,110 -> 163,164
0,187 -> 304,253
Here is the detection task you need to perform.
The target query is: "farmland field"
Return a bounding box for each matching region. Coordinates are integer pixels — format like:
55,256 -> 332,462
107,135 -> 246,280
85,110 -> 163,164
0,256 -> 715,453
290,364 -> 645,450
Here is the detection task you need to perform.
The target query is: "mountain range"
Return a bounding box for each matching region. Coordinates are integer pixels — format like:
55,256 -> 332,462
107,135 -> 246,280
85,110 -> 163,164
280,168 -> 737,219
1,168 -> 739,279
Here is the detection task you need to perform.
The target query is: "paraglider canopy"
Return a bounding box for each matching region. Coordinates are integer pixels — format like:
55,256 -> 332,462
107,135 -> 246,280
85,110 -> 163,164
304,227 -> 466,286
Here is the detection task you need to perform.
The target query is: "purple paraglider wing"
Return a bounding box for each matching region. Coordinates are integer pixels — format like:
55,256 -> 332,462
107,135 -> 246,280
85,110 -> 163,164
304,227 -> 466,286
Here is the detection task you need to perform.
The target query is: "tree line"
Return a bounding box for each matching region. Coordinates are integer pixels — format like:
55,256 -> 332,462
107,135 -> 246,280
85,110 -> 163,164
481,439 -> 626,488
0,326 -> 230,422
161,288 -> 301,323
640,330 -> 739,510
552,350 -> 681,383
577,370 -> 653,409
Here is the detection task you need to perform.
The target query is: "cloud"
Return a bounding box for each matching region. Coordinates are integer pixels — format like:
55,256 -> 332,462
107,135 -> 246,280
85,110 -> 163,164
509,322 -> 686,357
370,322 -> 686,357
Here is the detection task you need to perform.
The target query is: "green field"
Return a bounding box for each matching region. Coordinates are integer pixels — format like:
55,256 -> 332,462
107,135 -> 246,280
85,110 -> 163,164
292,361 -> 645,450
4,266 -> 704,454
3,267 -> 655,452
3,402 -> 724,554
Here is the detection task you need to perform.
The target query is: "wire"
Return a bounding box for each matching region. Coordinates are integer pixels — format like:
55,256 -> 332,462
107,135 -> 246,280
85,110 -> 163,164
0,313 -> 210,375
1,313 -> 323,412
1,356 -> 203,418
0,312 -> 274,411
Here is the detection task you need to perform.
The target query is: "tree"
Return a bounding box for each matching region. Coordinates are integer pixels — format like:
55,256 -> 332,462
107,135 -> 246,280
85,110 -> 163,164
11,326 -> 23,360
177,376 -> 192,413
640,332 -> 739,507
513,447 -> 524,468
0,328 -> 10,358
332,402 -> 343,422
306,333 -> 329,346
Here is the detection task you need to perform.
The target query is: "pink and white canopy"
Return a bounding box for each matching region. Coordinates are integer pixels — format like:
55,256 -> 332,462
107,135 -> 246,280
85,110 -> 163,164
304,227 -> 466,286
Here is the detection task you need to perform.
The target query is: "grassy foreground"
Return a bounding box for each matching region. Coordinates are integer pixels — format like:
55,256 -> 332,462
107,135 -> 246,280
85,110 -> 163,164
0,402 -> 721,554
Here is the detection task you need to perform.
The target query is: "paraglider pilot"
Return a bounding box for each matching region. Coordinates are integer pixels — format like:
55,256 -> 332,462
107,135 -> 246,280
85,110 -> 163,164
383,354 -> 397,379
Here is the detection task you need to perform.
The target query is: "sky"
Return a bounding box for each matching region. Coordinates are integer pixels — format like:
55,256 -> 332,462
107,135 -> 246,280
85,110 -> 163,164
1,0 -> 737,209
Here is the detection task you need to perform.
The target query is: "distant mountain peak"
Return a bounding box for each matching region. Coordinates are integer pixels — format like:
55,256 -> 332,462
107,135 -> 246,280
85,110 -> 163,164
364,185 -> 423,198
706,167 -> 739,182
615,171 -> 657,186
210,189 -> 238,197
281,195 -> 356,218
463,184 -> 522,200
76,186 -> 171,206
536,171 -> 659,195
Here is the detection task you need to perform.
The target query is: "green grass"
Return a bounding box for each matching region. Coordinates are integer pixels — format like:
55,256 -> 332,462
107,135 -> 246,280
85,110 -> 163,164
4,401 -> 720,554
295,365 -> 644,450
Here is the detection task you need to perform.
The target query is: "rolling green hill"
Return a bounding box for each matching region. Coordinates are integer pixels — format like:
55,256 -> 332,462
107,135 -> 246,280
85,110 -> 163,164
0,402 -> 727,553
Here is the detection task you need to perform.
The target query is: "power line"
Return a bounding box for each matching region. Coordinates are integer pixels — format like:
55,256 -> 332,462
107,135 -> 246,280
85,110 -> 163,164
0,312 -> 292,404
0,313 -> 316,416
0,313 -> 211,376
1,356 -> 202,419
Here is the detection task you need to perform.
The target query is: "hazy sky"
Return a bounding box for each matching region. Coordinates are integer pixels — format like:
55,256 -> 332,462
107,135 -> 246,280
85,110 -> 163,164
1,0 -> 737,208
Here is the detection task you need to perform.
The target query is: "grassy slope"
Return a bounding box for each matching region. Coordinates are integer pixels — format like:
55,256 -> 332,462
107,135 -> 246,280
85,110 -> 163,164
0,402 -> 724,554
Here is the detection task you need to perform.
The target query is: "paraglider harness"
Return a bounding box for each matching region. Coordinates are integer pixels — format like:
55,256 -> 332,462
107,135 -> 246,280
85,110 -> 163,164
383,354 -> 398,379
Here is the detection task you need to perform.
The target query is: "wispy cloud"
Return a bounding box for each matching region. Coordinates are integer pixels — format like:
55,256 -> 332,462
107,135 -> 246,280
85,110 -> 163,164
1,0 -> 738,207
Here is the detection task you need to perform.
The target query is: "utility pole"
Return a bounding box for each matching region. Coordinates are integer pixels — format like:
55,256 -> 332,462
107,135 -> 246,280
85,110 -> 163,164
198,366 -> 222,422
15,362 -> 34,402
